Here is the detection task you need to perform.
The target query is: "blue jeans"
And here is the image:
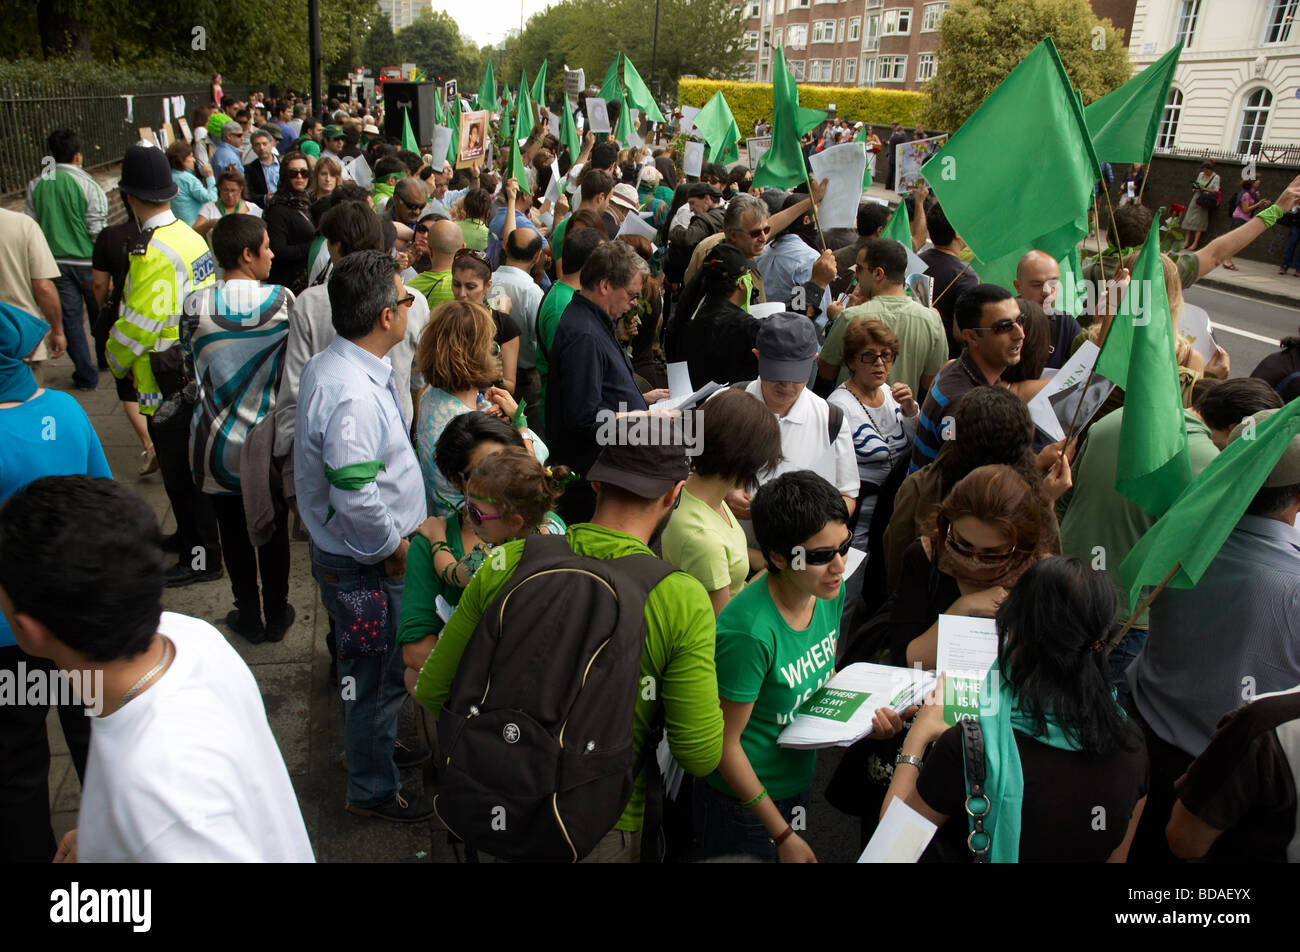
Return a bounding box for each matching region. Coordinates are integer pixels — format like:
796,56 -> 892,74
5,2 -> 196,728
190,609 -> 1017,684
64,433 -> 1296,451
54,263 -> 99,388
693,778 -> 810,862
310,543 -> 407,808
1108,627 -> 1147,709
1283,225 -> 1300,271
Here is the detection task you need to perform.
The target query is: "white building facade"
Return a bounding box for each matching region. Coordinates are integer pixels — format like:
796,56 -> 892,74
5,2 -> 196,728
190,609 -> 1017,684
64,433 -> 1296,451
1131,0 -> 1300,156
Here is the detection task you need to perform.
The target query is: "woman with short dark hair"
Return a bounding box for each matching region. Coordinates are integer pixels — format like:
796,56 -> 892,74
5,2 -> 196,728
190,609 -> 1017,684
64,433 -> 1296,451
881,556 -> 1147,863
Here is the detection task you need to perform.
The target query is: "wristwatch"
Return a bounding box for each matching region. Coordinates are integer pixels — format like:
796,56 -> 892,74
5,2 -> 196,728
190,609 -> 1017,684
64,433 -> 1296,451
894,752 -> 925,771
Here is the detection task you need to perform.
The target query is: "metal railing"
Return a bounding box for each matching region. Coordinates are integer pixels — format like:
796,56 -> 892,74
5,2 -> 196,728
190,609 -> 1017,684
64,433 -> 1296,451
1153,142 -> 1300,168
0,78 -> 244,198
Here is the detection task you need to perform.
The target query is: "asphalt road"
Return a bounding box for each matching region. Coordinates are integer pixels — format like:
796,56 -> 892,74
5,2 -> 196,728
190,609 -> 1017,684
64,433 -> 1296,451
1186,285 -> 1298,379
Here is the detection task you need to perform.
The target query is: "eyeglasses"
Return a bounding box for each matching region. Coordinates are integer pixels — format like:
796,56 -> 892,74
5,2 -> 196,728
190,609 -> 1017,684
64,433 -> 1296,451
971,315 -> 1025,336
855,349 -> 896,366
286,167 -> 310,178
465,501 -> 502,526
797,536 -> 853,566
394,293 -> 415,309
398,197 -> 423,212
945,523 -> 1018,560
744,224 -> 771,239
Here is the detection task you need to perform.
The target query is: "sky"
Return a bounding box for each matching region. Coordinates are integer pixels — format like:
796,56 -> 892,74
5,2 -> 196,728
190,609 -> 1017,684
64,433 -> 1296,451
435,0 -> 560,48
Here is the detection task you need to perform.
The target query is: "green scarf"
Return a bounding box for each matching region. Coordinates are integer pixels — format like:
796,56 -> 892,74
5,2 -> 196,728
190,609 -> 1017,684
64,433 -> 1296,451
963,664 -> 1085,863
738,272 -> 754,314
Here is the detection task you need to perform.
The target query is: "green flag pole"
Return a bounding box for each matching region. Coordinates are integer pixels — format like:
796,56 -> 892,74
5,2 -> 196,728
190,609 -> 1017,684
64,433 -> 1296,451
1058,193 -> 1115,449
1109,563 -> 1181,649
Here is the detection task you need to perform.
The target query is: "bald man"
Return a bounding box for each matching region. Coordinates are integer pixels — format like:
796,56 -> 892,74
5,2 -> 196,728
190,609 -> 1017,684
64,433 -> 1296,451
1014,249 -> 1083,371
408,219 -> 464,307
389,177 -> 428,228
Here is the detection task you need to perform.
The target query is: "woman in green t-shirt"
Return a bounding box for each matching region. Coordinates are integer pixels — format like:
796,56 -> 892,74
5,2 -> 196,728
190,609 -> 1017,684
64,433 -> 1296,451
661,390 -> 782,615
697,471 -> 904,863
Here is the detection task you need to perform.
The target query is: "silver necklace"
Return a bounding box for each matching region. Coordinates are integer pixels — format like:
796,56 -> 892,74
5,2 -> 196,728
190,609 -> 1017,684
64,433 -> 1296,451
847,382 -> 897,437
119,637 -> 173,708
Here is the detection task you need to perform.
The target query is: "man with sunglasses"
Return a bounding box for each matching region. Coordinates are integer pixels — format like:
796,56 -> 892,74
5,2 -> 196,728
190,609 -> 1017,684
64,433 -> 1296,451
387,177 -> 428,229
296,250 -> 433,823
910,284 -> 1023,472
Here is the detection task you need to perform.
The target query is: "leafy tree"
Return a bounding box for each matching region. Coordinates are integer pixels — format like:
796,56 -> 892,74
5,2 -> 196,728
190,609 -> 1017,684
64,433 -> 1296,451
361,10 -> 402,72
924,0 -> 1131,131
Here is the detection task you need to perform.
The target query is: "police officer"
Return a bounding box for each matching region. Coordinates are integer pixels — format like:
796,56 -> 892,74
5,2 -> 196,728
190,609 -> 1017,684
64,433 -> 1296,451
107,143 -> 223,587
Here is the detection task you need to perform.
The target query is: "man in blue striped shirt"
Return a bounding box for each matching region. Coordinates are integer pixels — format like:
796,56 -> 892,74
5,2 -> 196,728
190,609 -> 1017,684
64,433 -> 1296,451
909,284 -> 1023,472
296,250 -> 432,822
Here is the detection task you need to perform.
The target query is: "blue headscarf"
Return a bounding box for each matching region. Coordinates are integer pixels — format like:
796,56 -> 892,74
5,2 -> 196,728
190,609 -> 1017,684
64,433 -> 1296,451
0,302 -> 47,404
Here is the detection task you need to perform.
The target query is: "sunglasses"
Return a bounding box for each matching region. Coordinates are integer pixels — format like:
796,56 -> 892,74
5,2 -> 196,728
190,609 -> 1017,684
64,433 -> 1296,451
465,501 -> 502,526
745,224 -> 771,239
945,523 -> 1019,560
855,349 -> 896,366
286,167 -> 310,178
393,293 -> 415,309
797,536 -> 853,566
398,197 -> 424,212
971,315 -> 1025,336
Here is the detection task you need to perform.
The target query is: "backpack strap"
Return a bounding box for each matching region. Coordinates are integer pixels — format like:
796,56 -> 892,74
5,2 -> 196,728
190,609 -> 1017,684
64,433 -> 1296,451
1275,370 -> 1300,397
960,718 -> 991,863
827,402 -> 843,445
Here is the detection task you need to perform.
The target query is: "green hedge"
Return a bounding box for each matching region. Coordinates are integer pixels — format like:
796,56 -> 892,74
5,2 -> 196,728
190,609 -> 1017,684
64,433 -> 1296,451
677,79 -> 928,141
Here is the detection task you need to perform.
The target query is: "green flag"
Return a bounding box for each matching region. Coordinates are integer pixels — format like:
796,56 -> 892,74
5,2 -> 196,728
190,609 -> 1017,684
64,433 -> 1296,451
599,54 -> 623,102
558,97 -> 580,161
854,124 -> 873,188
507,129 -> 529,190
921,38 -> 1099,264
692,91 -> 741,166
621,54 -> 666,124
517,69 -> 535,140
614,95 -> 636,148
400,107 -> 419,153
447,96 -> 459,165
500,104 -> 512,152
532,59 -> 548,105
753,46 -> 825,190
1085,43 -> 1182,163
433,88 -> 445,126
477,60 -> 496,113
1094,221 -> 1191,517
1119,397 -> 1300,611
881,200 -> 911,246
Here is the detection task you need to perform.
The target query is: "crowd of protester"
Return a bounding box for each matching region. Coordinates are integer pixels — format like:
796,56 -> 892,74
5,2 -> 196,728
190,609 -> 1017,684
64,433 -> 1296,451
0,80 -> 1298,866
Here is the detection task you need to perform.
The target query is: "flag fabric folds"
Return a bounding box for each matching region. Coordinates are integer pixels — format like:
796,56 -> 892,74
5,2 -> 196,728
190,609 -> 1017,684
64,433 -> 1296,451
600,55 -> 623,102
558,97 -> 580,162
614,96 -> 636,148
517,69 -> 535,140
880,199 -> 911,247
753,46 -> 825,190
1094,221 -> 1191,518
621,55 -> 666,124
477,61 -> 496,112
692,91 -> 741,166
1119,397 -> 1300,611
507,129 -> 530,190
920,38 -> 1099,265
1085,43 -> 1182,163
401,107 -> 419,153
532,59 -> 549,105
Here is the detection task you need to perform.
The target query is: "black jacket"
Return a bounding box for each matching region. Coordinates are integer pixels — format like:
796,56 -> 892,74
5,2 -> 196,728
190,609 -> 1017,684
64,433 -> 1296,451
243,159 -> 276,208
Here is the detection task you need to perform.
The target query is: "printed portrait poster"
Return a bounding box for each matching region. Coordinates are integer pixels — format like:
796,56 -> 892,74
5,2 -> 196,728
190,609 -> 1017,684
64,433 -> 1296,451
895,134 -> 948,191
459,110 -> 489,163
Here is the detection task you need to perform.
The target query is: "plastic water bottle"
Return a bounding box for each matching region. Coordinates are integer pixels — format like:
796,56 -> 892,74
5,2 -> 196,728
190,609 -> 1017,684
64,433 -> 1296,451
476,391 -> 492,412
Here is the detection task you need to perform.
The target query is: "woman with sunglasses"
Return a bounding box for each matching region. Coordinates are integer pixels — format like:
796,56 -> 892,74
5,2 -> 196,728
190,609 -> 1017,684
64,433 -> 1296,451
880,557 -> 1147,863
263,151 -> 315,292
414,301 -> 545,518
397,415 -> 555,685
451,250 -> 520,396
697,471 -> 861,863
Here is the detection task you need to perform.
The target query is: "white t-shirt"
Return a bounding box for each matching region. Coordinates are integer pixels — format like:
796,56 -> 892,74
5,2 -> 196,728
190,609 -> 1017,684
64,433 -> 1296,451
77,612 -> 314,862
197,200 -> 262,221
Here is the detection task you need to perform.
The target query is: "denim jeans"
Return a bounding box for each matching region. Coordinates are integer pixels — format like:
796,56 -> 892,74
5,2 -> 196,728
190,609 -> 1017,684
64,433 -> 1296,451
693,777 -> 810,862
1108,627 -> 1147,709
1283,225 -> 1300,271
310,543 -> 407,808
54,263 -> 99,388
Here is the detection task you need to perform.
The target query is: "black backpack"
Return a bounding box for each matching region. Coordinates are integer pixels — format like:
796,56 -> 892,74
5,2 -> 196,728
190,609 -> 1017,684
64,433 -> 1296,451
433,533 -> 674,862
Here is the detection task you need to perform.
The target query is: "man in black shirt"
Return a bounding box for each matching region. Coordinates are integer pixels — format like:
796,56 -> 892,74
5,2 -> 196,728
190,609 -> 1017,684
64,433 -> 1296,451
1013,250 -> 1083,372
683,243 -> 760,391
918,203 -> 978,359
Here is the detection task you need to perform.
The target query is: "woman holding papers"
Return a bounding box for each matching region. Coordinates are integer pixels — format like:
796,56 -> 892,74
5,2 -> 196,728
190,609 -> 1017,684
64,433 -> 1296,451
697,472 -> 906,862
880,557 -> 1147,862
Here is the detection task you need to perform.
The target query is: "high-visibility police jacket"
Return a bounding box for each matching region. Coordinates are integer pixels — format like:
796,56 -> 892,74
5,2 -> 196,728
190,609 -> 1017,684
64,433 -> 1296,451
106,211 -> 216,414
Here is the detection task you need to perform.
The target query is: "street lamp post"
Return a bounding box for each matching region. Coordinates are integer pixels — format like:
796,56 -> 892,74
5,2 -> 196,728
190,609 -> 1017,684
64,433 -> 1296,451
309,0 -> 322,119
649,0 -> 660,87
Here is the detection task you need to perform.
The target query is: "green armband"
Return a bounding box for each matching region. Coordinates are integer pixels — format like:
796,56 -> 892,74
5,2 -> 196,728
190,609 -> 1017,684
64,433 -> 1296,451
1259,204 -> 1285,228
741,787 -> 769,809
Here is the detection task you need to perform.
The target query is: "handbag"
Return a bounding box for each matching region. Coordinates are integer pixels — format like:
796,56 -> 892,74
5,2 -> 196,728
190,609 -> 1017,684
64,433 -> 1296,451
959,718 -> 991,863
335,588 -> 394,659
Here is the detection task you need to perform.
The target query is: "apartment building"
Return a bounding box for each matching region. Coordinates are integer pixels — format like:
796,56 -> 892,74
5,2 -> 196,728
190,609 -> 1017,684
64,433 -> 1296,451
378,0 -> 428,31
1131,0 -> 1299,155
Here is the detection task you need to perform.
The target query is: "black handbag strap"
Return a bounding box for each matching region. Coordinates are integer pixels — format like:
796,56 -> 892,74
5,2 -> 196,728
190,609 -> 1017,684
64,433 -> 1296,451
959,718 -> 991,863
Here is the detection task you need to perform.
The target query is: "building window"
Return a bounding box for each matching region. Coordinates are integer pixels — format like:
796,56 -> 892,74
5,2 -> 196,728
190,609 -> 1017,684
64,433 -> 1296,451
861,56 -> 877,85
1236,88 -> 1273,155
790,0 -> 810,8
742,63 -> 759,81
838,18 -> 846,41
808,59 -> 834,82
776,0 -> 784,13
848,16 -> 861,40
921,2 -> 948,32
812,19 -> 837,43
834,59 -> 842,82
863,13 -> 880,50
878,55 -> 907,81
845,56 -> 857,83
745,1 -> 761,17
743,31 -> 759,50
790,60 -> 807,81
787,24 -> 808,48
865,0 -> 880,7
1264,0 -> 1298,43
814,0 -> 837,5
917,53 -> 936,81
882,8 -> 912,35
1155,87 -> 1182,150
1175,0 -> 1201,47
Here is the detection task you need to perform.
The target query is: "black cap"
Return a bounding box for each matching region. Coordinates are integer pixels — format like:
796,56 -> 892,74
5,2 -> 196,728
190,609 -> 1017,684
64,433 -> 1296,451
586,412 -> 690,499
118,143 -> 178,202
687,182 -> 722,200
701,242 -> 747,282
